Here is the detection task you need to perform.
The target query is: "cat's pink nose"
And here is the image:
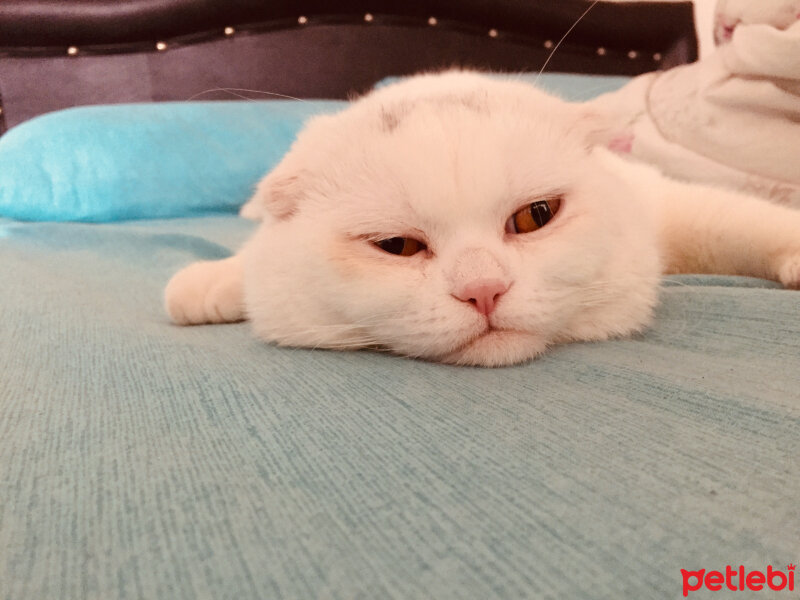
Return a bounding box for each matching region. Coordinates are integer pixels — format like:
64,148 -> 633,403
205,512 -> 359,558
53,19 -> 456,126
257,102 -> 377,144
453,279 -> 509,316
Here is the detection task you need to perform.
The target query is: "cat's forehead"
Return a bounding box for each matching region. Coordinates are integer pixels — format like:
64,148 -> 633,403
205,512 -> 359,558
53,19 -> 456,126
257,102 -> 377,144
294,74 -> 597,229
361,74 -> 576,133
391,112 -> 576,191
304,74 -> 590,170
316,129 -> 579,243
375,89 -> 491,133
358,88 -> 585,210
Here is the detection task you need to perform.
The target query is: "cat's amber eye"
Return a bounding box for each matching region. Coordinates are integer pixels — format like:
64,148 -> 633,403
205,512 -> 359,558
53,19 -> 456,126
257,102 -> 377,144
505,197 -> 562,234
375,237 -> 427,256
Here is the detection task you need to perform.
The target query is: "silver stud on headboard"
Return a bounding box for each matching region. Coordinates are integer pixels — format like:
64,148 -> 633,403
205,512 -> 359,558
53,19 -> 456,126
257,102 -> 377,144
596,47 -> 606,56
544,40 -> 554,49
364,13 -> 374,22
156,41 -> 168,51
298,15 -> 308,25
224,27 -> 235,36
67,46 -> 79,56
488,28 -> 498,38
427,17 -> 438,26
627,50 -> 638,59
653,52 -> 663,62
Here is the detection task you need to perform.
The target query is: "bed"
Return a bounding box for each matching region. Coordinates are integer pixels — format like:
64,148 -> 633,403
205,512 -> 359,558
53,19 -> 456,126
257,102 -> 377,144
2,2 -> 798,599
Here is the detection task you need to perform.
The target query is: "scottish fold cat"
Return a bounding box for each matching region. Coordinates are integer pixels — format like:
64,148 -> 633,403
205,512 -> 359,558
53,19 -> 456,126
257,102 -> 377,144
165,72 -> 800,366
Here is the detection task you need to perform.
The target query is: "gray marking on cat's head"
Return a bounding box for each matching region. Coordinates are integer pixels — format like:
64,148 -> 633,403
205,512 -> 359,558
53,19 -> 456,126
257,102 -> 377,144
379,90 -> 491,133
379,106 -> 405,132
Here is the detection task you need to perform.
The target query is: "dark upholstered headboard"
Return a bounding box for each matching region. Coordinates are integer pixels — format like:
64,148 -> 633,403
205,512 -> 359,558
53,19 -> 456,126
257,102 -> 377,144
0,0 -> 697,133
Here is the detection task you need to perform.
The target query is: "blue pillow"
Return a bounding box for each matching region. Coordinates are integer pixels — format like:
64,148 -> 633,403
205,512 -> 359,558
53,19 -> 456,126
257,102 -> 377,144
0,100 -> 344,222
0,74 -> 629,223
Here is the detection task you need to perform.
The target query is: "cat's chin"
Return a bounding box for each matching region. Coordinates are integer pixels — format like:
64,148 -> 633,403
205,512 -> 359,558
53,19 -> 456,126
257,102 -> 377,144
437,330 -> 548,367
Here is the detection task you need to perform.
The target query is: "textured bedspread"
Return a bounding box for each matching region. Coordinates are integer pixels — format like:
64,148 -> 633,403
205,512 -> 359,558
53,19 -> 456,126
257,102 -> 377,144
1,215 -> 798,599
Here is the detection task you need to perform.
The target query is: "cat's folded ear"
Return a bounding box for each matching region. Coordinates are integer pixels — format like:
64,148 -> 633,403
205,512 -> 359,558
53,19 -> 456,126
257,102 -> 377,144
239,113 -> 339,221
571,108 -> 634,154
239,157 -> 307,221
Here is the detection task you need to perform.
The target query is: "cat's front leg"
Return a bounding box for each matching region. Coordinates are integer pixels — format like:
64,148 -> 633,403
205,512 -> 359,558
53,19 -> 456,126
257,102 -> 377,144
657,179 -> 800,288
164,255 -> 245,324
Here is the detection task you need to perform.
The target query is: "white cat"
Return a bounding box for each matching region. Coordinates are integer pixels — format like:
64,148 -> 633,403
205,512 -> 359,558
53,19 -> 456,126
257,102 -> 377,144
165,72 -> 800,367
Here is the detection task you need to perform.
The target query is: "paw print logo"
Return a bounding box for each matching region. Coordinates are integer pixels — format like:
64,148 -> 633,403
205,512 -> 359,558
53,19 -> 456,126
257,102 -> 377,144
788,563 -> 796,571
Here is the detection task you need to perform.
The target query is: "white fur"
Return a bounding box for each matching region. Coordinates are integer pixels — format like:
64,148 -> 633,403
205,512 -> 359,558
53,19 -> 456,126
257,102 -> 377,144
714,0 -> 800,43
165,72 -> 800,366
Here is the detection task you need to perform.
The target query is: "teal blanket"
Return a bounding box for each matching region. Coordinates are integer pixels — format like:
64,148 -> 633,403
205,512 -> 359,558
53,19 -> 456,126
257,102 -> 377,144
1,216 -> 798,599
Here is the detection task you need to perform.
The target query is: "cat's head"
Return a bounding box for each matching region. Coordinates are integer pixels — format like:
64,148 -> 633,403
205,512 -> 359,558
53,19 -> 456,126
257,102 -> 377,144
714,0 -> 800,44
241,72 -> 661,366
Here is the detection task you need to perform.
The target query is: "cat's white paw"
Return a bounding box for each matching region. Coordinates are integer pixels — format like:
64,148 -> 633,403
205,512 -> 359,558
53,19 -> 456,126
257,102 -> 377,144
164,257 -> 245,325
777,254 -> 800,290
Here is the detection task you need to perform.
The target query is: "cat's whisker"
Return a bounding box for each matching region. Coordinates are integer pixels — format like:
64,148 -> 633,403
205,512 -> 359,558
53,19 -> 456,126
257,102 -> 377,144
278,273 -> 713,352
534,0 -> 602,84
280,314 -> 408,333
303,334 -> 379,350
186,88 -> 256,102
185,87 -> 311,103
